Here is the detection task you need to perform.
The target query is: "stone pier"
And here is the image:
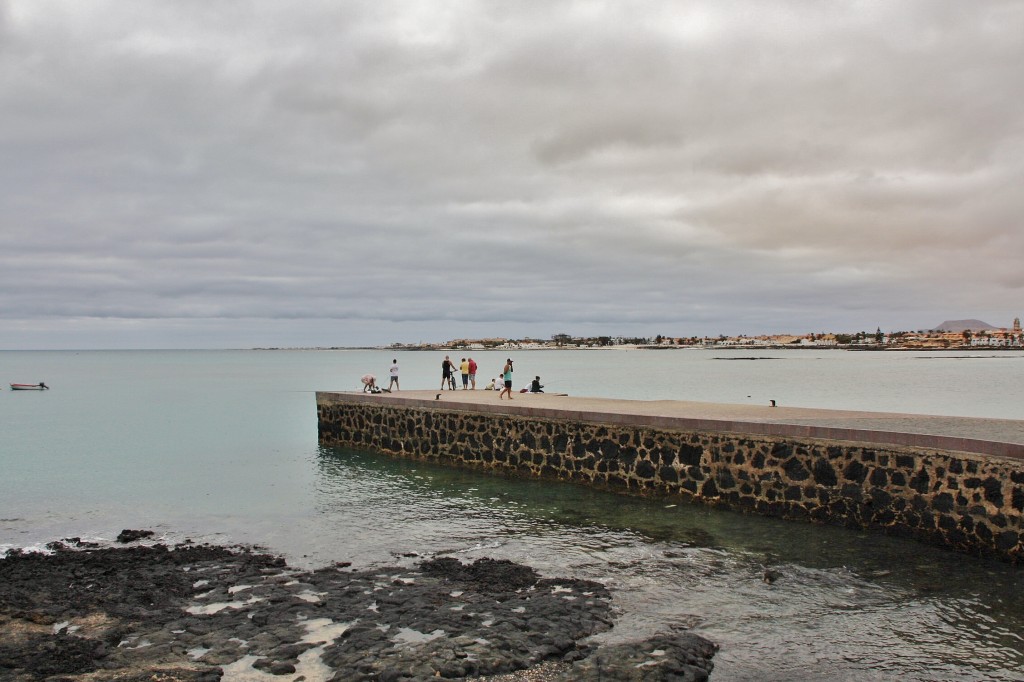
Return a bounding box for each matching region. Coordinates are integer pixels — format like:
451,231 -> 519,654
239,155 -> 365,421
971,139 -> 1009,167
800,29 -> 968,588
317,391 -> 1024,563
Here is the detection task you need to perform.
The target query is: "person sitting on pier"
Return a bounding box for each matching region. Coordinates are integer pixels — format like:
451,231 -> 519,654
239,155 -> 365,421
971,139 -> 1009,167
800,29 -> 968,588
530,376 -> 544,393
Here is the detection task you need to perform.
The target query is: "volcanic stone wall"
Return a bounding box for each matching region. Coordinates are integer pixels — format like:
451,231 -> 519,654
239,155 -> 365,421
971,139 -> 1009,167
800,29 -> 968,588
317,396 -> 1024,563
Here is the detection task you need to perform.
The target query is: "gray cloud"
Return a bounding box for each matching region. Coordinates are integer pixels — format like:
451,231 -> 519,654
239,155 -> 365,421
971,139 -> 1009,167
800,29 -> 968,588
2,0 -> 1022,348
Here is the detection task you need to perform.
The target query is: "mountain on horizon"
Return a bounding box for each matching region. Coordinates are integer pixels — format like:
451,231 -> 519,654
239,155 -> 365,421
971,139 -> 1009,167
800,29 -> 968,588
932,319 -> 998,332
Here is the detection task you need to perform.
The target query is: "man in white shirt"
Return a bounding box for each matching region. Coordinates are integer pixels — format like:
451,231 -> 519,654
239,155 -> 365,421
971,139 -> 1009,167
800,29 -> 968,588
388,359 -> 400,391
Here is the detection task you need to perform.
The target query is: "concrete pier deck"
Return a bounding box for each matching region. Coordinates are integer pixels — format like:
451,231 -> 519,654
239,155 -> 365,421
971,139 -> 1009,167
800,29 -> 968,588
341,389 -> 1024,459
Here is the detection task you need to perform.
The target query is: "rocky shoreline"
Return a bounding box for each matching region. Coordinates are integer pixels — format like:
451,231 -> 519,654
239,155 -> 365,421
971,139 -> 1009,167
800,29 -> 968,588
0,531 -> 717,681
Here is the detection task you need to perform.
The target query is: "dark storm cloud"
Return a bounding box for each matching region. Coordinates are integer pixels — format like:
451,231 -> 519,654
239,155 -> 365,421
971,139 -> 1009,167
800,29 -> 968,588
1,1 -> 1022,348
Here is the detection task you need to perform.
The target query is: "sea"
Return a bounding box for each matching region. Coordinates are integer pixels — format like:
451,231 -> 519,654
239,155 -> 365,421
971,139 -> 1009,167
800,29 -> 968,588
2,348 -> 1023,681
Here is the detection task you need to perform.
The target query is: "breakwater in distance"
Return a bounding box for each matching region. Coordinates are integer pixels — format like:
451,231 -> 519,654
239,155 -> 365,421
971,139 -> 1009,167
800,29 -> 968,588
317,391 -> 1024,564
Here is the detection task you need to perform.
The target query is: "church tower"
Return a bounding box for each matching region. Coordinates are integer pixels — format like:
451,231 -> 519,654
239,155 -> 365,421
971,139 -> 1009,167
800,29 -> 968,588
1015,317 -> 1021,332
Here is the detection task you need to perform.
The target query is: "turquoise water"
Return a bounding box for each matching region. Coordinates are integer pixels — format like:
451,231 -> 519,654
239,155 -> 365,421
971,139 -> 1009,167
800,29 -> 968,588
2,349 -> 1024,680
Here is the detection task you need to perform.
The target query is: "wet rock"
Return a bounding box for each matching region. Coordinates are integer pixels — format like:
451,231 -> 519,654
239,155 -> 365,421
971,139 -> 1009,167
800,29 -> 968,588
116,529 -> 156,543
1,540 -> 717,681
200,646 -> 242,665
253,656 -> 298,675
563,632 -> 718,681
0,633 -> 106,677
419,556 -> 541,591
268,661 -> 297,675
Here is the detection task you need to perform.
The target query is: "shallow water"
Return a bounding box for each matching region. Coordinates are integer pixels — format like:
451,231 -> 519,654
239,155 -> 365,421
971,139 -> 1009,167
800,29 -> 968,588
307,446 -> 1024,681
2,349 -> 1023,679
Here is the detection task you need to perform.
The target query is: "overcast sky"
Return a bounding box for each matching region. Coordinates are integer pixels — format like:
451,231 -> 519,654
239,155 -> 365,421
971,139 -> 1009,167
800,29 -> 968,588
2,1 -> 1022,349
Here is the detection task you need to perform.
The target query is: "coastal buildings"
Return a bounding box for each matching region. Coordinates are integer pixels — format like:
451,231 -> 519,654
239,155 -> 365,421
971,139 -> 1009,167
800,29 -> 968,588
387,317 -> 1024,352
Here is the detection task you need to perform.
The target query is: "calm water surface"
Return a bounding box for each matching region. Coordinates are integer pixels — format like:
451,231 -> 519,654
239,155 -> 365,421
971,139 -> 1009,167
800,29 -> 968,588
2,349 -> 1023,680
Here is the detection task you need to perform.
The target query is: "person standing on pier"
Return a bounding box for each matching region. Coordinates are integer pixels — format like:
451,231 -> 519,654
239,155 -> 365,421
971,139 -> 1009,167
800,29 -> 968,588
468,357 -> 478,389
499,358 -> 514,400
460,357 -> 470,389
441,356 -> 455,390
388,359 -> 400,391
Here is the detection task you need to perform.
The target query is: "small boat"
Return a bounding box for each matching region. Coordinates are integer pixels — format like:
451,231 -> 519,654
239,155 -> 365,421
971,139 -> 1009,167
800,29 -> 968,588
10,382 -> 49,390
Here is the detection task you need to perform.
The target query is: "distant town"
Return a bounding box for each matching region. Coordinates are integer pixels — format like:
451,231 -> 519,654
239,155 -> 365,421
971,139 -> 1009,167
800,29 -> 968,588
394,317 -> 1024,351
251,315 -> 1019,350
257,317 -> 1024,352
